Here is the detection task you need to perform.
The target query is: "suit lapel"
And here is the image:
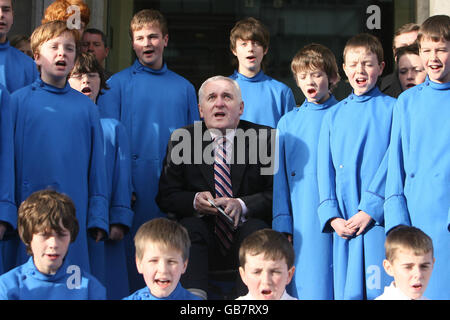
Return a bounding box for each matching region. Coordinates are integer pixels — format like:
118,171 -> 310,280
198,123 -> 215,193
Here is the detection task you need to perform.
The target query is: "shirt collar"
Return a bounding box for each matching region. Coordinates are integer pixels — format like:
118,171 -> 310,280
301,94 -> 338,111
348,86 -> 381,103
232,69 -> 265,82
133,59 -> 167,75
424,76 -> 450,90
0,40 -> 10,50
25,256 -> 71,282
33,78 -> 71,94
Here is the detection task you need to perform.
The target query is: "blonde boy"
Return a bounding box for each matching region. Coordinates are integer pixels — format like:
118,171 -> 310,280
97,9 -> 199,293
377,226 -> 434,300
237,229 -> 296,300
384,15 -> 450,300
229,17 -> 295,128
124,218 -> 201,300
317,33 -> 396,299
10,21 -> 108,274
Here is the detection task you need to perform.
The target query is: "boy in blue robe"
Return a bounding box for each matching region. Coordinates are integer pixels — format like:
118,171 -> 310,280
97,9 -> 199,292
317,33 -> 395,300
0,0 -> 38,93
69,52 -> 133,300
123,218 -> 201,300
0,83 -> 15,275
229,17 -> 295,128
273,43 -> 340,299
0,190 -> 106,300
10,21 -> 109,274
384,15 -> 450,300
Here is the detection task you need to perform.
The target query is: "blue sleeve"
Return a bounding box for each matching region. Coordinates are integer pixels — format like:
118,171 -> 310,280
97,75 -> 122,120
272,120 -> 293,234
88,275 -> 107,300
0,88 -> 16,229
284,87 -> 296,114
384,103 -> 411,233
358,149 -> 388,225
87,106 -> 109,235
317,113 -> 341,232
109,123 -> 133,228
187,83 -> 200,123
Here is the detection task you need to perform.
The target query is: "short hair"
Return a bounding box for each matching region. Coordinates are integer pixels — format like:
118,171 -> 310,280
129,9 -> 168,39
31,20 -> 80,56
83,28 -> 108,47
343,33 -> 384,64
417,15 -> 450,46
385,226 -> 434,263
393,23 -> 420,49
291,43 -> 340,91
394,42 -> 420,66
198,75 -> 242,104
229,17 -> 270,53
134,218 -> 190,262
42,0 -> 90,26
18,189 -> 79,255
70,52 -> 109,92
239,229 -> 294,269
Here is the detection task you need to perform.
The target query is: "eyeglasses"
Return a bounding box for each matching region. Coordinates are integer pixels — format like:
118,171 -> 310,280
69,73 -> 100,80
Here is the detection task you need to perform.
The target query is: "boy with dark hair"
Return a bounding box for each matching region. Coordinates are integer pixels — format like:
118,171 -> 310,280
97,9 -> 199,292
0,189 -> 106,300
229,17 -> 295,128
273,43 -> 340,299
0,0 -> 38,93
317,33 -> 395,300
384,14 -> 450,300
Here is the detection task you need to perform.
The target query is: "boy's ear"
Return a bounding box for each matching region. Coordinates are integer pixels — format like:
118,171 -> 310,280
181,259 -> 188,274
382,259 -> 394,277
286,266 -> 295,285
238,266 -> 247,285
163,33 -> 169,48
135,256 -> 143,275
378,61 -> 385,76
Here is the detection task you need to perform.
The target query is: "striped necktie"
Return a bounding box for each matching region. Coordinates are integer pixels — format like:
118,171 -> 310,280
214,136 -> 235,255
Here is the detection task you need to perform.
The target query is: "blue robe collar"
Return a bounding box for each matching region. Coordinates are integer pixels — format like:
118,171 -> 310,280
424,76 -> 450,90
24,256 -> 71,282
33,78 -> 71,94
0,40 -> 10,51
300,94 -> 338,111
232,69 -> 265,82
141,282 -> 184,300
133,59 -> 168,75
348,86 -> 381,103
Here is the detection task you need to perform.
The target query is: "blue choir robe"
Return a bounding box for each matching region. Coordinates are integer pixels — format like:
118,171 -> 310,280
230,70 -> 296,128
88,118 -> 133,300
0,41 -> 38,93
317,87 -> 395,300
10,79 -> 109,273
0,257 -> 106,300
384,78 -> 450,300
97,60 -> 199,291
273,95 -> 338,300
0,84 -> 15,275
123,282 -> 202,300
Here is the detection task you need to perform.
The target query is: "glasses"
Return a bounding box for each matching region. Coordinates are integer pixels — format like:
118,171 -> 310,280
69,73 -> 100,80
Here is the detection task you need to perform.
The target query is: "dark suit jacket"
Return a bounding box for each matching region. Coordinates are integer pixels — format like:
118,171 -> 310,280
379,72 -> 403,98
156,120 -> 274,226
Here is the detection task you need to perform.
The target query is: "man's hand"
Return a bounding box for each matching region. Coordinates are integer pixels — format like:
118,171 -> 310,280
89,228 -> 107,242
214,197 -> 242,228
345,211 -> 373,236
194,191 -> 218,215
330,218 -> 355,239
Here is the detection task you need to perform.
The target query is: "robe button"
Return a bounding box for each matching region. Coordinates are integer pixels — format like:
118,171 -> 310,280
133,155 -> 138,160
410,173 -> 415,178
291,171 -> 296,177
339,165 -> 344,169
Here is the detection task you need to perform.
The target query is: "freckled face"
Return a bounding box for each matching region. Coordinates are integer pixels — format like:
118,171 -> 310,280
343,47 -> 384,96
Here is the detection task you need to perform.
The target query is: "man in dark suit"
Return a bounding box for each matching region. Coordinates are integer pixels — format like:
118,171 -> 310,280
156,76 -> 274,300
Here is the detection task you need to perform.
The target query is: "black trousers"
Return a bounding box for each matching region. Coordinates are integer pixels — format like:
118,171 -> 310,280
179,216 -> 269,298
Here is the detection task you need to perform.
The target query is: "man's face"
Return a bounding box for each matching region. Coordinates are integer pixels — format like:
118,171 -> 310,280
394,31 -> 418,52
198,79 -> 244,134
132,23 -> 168,70
0,0 -> 13,43
81,32 -> 109,65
